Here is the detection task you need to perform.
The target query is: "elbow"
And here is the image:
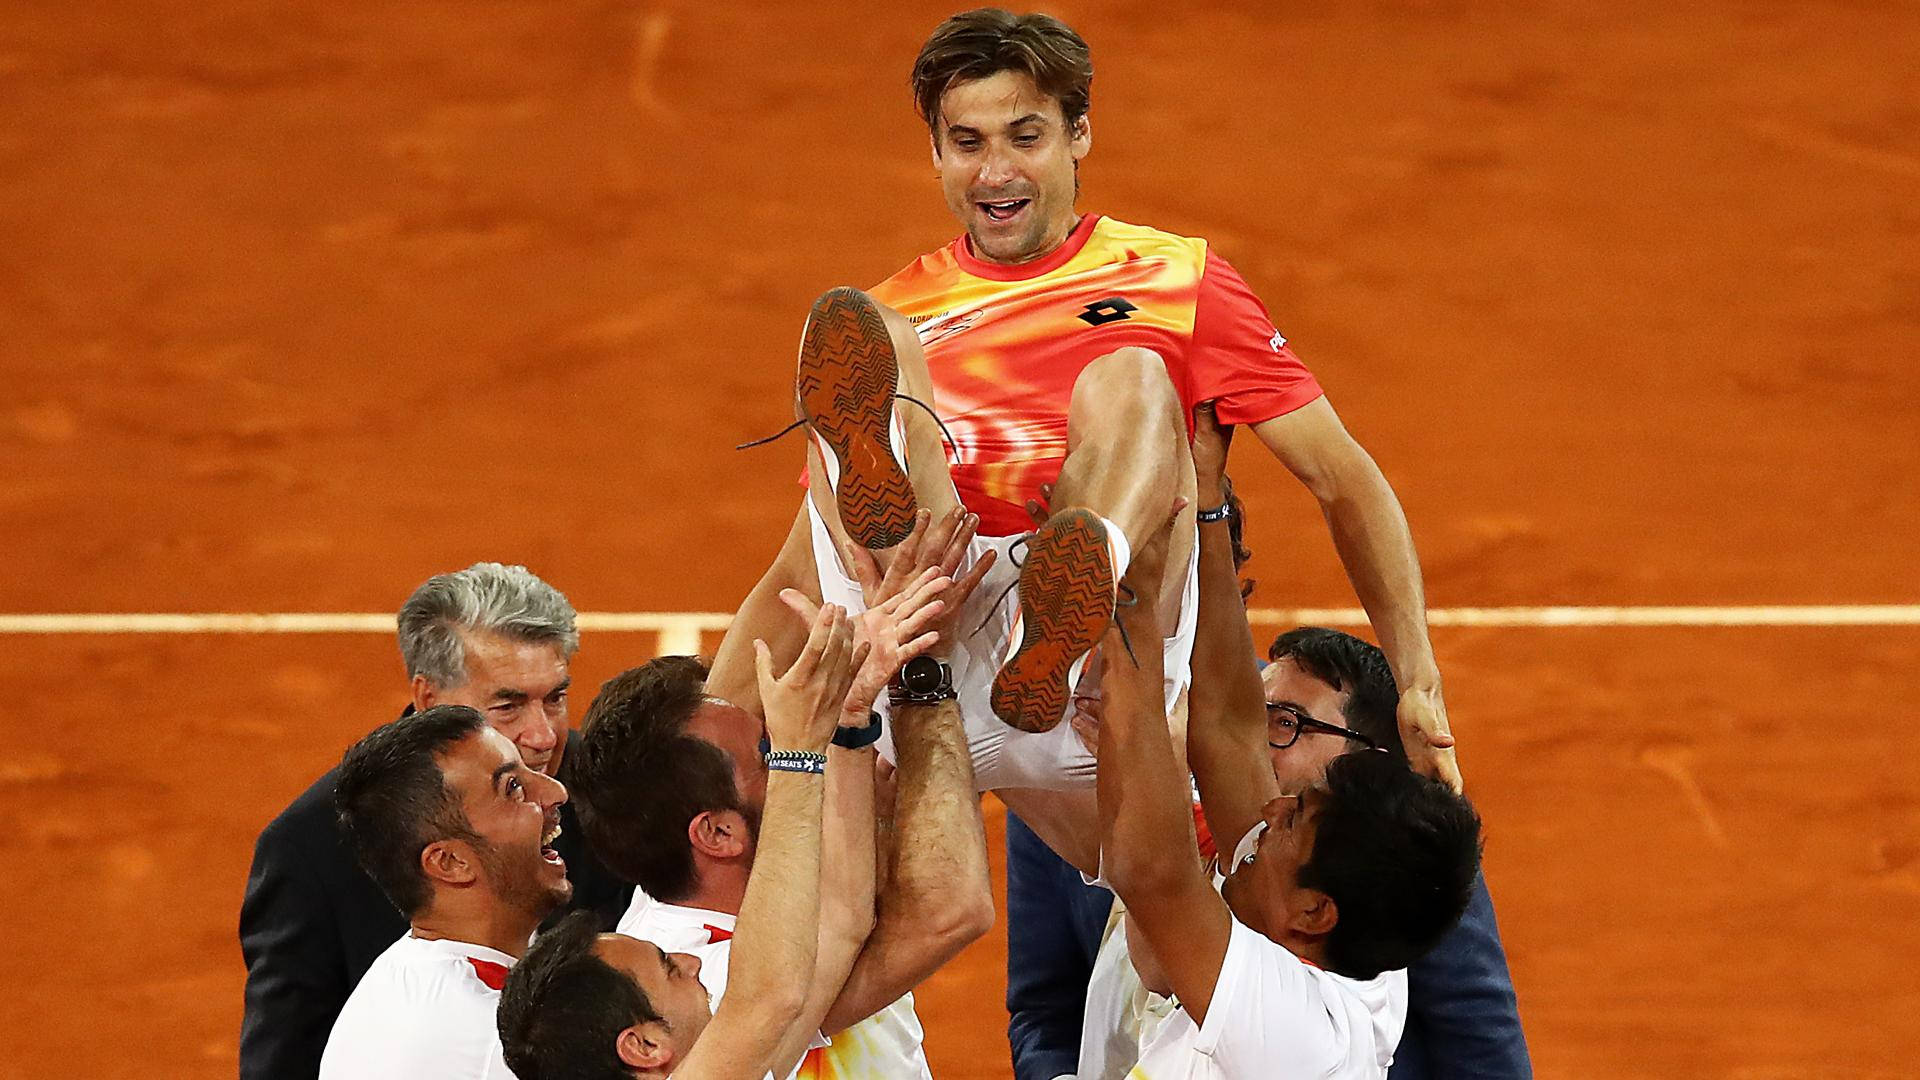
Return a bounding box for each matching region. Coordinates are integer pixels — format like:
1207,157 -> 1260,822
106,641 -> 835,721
929,884 -> 995,950
755,979 -> 809,1025
1102,846 -> 1189,903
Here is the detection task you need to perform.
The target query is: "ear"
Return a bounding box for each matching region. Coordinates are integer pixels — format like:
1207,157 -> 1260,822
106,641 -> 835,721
688,809 -> 751,860
616,1023 -> 675,1070
420,838 -> 479,887
1070,112 -> 1092,160
1292,888 -> 1339,938
410,674 -> 437,712
929,129 -> 943,168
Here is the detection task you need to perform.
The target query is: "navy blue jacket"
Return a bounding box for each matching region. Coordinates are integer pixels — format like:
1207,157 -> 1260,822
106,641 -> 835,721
1004,812 -> 1531,1080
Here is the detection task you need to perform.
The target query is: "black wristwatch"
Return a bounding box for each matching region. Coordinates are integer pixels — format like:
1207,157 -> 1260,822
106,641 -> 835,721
888,655 -> 956,707
832,710 -> 884,750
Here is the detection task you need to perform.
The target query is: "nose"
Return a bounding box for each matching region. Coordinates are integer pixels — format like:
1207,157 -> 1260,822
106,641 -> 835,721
518,712 -> 559,755
975,146 -> 1018,187
532,770 -> 568,808
675,952 -> 702,979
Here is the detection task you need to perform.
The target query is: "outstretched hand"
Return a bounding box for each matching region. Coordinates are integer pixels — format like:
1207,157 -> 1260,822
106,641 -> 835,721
1398,686 -> 1462,792
754,603 -> 866,754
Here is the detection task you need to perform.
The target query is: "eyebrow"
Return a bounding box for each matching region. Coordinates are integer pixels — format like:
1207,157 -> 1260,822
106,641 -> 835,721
654,946 -> 674,978
946,113 -> 1048,138
491,761 -> 518,788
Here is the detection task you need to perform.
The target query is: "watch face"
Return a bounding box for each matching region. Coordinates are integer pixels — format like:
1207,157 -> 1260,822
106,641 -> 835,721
903,655 -> 944,693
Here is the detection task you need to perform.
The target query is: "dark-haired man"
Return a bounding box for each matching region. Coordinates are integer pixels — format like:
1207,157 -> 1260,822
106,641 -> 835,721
893,6 -> 1450,777
241,564 -> 632,1080
572,513 -> 993,1078
730,8 -> 1455,884
317,704 -> 570,1079
1089,461 -> 1481,1077
1262,627 -> 1531,1079
499,602 -> 892,1080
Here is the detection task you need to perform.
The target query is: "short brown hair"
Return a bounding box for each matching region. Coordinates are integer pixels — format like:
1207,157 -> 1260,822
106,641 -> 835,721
911,9 -> 1093,134
569,656 -> 751,902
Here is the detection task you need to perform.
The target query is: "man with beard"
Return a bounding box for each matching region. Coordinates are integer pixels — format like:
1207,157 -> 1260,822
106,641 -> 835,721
318,704 -> 573,1079
240,563 -> 631,1080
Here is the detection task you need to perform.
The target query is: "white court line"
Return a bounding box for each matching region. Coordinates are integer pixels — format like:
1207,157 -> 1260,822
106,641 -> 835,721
2,605 -> 1917,656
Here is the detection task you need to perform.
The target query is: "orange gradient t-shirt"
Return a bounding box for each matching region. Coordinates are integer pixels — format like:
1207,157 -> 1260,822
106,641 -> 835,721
870,214 -> 1323,535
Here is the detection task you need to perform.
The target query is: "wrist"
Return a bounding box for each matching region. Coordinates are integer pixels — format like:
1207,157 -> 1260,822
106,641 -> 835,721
764,748 -> 828,775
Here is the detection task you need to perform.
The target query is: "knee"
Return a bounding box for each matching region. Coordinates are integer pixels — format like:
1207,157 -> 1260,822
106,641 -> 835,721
1071,347 -> 1181,427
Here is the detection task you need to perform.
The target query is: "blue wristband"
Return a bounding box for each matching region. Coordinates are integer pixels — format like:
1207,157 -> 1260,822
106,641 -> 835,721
764,749 -> 827,775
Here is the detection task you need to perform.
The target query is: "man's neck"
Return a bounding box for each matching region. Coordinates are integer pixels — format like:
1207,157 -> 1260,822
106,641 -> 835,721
678,861 -> 750,916
411,898 -> 541,960
965,213 -> 1082,267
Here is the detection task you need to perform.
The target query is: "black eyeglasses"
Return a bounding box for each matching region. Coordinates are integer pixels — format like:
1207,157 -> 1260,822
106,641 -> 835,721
1266,702 -> 1383,752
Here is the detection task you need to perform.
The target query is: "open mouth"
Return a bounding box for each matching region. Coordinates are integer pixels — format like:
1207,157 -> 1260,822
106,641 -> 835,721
977,198 -> 1031,223
540,819 -> 565,866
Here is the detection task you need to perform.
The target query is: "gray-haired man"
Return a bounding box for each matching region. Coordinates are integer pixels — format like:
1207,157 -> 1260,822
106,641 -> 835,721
239,563 -> 633,1080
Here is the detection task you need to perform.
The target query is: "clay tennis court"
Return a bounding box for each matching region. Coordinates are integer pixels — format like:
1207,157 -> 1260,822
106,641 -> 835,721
5,1 -> 1918,1077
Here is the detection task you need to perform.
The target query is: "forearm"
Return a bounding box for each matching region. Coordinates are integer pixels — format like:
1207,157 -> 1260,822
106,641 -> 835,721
824,698 -> 991,1030
797,745 -> 878,1036
1095,633 -> 1197,899
1320,458 -> 1440,692
724,771 -> 824,1020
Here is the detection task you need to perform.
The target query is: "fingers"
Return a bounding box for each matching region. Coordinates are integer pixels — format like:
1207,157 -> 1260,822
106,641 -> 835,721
894,598 -> 947,642
778,587 -> 821,624
785,602 -> 841,684
752,638 -> 775,692
945,546 -> 996,610
844,540 -> 883,598
896,630 -> 941,663
941,511 -> 978,576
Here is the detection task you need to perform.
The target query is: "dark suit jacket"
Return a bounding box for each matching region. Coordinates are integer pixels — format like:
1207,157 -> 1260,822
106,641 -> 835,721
1004,811 -> 1532,1080
238,727 -> 631,1080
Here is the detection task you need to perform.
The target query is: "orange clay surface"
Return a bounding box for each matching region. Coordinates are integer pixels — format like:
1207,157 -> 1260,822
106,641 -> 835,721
3,1 -> 1917,1078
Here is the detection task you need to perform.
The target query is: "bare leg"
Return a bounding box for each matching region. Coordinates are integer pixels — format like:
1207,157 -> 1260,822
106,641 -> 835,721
706,502 -> 822,716
990,349 -> 1197,731
1051,347 -> 1198,628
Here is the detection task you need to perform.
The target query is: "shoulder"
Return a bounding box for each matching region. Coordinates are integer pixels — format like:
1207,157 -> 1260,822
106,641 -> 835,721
256,765 -> 344,854
326,941 -> 505,1078
870,243 -> 960,308
1088,216 -> 1211,266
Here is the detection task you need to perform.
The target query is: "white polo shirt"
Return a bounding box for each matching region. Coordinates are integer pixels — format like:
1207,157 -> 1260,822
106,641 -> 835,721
1127,918 -> 1407,1080
318,933 -> 518,1080
618,892 -> 933,1080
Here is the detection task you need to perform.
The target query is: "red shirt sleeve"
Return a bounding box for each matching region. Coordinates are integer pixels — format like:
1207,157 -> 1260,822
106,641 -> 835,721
1188,251 -> 1323,426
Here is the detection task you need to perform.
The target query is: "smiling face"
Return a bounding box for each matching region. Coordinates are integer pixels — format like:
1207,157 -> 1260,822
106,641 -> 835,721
932,69 -> 1090,265
423,630 -> 572,775
595,933 -> 713,1067
1221,785 -> 1327,941
436,726 -> 573,920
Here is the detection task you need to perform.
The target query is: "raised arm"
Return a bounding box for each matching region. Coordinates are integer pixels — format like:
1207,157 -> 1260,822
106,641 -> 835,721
767,716 -> 879,1077
677,604 -> 859,1080
1251,397 -> 1460,789
1186,406 -> 1285,863
824,507 -> 997,1031
1095,513 -> 1233,1025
